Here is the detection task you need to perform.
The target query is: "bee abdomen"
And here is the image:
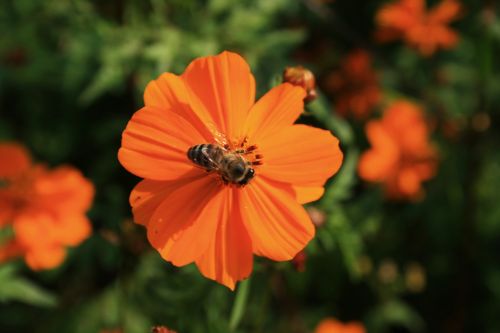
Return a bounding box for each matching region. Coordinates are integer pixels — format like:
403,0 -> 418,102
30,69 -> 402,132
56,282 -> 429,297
187,144 -> 221,170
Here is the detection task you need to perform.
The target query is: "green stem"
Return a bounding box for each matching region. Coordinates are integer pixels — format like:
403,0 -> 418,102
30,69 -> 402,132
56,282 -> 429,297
229,278 -> 251,332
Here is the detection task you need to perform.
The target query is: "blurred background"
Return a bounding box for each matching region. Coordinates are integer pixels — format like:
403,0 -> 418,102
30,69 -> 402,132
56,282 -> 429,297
1,0 -> 499,332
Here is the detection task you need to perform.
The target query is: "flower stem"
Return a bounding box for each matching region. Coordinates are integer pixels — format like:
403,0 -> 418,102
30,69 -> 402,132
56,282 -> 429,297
229,278 -> 251,332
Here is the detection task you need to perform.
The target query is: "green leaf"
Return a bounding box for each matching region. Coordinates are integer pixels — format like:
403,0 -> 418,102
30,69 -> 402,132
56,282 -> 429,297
367,300 -> 425,333
0,263 -> 57,307
322,147 -> 359,204
328,209 -> 363,279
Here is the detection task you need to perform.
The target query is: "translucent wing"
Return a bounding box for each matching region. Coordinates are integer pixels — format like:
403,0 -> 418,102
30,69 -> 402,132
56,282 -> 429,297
200,146 -> 222,171
207,123 -> 228,147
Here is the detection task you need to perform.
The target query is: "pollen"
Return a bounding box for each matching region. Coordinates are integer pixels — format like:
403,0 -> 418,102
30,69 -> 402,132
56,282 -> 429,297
237,142 -> 263,166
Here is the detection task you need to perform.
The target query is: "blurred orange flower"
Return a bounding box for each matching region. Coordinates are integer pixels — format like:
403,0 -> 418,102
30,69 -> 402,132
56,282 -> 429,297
324,50 -> 382,119
118,51 -> 343,289
375,0 -> 462,56
315,317 -> 366,333
0,142 -> 94,270
358,100 -> 438,200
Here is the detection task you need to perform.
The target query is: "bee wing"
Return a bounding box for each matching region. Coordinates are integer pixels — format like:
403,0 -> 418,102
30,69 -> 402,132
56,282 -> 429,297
207,123 -> 229,147
200,146 -> 221,171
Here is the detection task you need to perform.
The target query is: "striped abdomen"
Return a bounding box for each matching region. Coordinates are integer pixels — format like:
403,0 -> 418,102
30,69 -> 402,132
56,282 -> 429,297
187,144 -> 224,170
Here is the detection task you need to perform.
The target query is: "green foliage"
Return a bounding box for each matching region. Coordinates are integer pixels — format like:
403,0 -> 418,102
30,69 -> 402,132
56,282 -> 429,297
1,0 -> 500,332
0,264 -> 56,307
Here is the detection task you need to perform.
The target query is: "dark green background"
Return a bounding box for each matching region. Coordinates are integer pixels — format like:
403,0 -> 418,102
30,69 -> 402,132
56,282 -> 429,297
1,0 -> 499,332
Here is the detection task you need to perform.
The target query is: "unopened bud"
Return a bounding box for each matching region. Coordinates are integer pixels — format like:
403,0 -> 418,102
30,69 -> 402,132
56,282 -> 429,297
357,255 -> 373,276
283,66 -> 317,103
307,207 -> 326,228
292,250 -> 307,272
152,326 -> 177,333
471,112 -> 490,132
377,259 -> 398,284
405,262 -> 426,293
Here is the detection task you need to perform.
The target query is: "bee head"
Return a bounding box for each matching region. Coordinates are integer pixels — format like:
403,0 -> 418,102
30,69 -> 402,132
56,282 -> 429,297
237,168 -> 255,186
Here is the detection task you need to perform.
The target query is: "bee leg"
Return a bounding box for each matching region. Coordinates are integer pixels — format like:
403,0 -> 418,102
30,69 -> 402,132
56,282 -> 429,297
251,161 -> 263,166
220,174 -> 229,186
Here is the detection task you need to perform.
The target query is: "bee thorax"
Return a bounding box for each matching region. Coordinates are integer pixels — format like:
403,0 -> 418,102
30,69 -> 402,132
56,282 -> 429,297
187,141 -> 261,186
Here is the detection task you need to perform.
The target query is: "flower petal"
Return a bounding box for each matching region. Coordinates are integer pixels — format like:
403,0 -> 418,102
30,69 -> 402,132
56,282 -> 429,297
12,211 -> 68,270
33,166 -> 94,214
428,0 -> 461,23
25,245 -> 66,270
358,121 -> 399,181
144,73 -> 188,109
293,186 -> 325,204
358,150 -> 396,182
146,175 -> 223,266
144,72 -> 213,142
367,120 -> 399,151
182,51 -> 256,140
130,178 -> 198,226
244,83 -> 306,141
397,167 -> 421,196
239,177 -> 315,261
258,124 -> 343,187
52,214 -> 92,247
0,197 -> 15,227
13,211 -> 58,247
0,240 -> 22,263
195,188 -> 253,290
157,187 -> 234,267
0,142 -> 31,179
118,106 -> 206,180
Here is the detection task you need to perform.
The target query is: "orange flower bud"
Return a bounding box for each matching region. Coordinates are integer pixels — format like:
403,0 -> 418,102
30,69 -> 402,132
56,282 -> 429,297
283,66 -> 317,103
377,259 -> 398,284
307,206 -> 326,228
315,317 -> 366,333
292,250 -> 307,272
152,326 -> 177,333
405,262 -> 426,293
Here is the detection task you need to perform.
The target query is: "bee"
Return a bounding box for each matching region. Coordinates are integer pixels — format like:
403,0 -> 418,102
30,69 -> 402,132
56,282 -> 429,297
187,143 -> 258,186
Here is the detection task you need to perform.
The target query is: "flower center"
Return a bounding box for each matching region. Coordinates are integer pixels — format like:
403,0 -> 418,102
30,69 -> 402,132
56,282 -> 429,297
187,137 -> 263,187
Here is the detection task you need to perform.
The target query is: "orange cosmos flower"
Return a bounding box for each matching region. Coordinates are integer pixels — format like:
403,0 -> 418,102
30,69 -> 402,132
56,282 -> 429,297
0,142 -> 94,269
324,50 -> 382,119
375,0 -> 462,56
315,317 -> 366,333
358,100 -> 437,200
118,51 -> 343,289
